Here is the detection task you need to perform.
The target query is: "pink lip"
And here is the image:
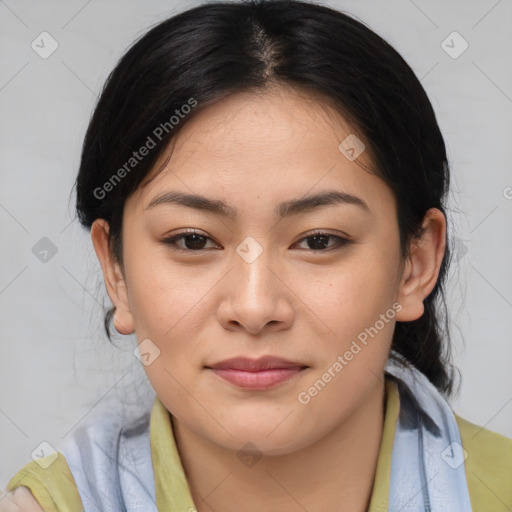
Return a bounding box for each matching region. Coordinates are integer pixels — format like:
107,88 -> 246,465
206,356 -> 308,390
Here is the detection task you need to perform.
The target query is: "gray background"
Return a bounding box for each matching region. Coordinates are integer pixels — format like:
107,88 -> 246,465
1,0 -> 511,490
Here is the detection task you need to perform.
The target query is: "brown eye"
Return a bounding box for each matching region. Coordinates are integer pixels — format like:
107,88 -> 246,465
294,232 -> 350,252
162,230 -> 220,252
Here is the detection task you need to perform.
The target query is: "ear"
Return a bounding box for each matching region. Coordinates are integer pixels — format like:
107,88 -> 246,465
90,219 -> 134,335
395,208 -> 446,322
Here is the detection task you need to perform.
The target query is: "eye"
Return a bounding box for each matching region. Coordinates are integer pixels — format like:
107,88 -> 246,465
293,231 -> 350,252
162,230 -> 220,253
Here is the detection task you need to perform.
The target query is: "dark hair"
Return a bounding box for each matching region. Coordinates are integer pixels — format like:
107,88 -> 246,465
74,0 -> 457,396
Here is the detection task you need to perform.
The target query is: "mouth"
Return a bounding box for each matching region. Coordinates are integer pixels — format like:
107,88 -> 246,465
205,355 -> 309,390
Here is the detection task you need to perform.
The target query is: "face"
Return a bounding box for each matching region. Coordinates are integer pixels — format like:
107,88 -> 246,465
93,85 -> 438,456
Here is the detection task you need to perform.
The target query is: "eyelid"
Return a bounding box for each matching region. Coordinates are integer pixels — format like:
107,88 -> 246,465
161,229 -> 220,253
295,229 -> 352,243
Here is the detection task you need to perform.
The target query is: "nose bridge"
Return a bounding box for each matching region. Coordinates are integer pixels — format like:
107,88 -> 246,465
216,235 -> 296,334
233,235 -> 277,299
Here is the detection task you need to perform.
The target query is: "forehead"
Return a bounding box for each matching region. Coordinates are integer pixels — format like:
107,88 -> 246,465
129,86 -> 392,215
148,86 -> 363,167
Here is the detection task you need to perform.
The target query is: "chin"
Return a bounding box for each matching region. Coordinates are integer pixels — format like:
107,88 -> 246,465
211,423 -> 314,457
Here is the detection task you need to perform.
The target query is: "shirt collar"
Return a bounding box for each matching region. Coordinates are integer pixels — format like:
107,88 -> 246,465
150,377 -> 399,511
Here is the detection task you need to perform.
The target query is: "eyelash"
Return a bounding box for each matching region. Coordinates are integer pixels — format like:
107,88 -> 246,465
161,229 -> 351,254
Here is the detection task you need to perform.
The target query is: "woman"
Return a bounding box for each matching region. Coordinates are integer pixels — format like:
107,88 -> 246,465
3,0 -> 511,510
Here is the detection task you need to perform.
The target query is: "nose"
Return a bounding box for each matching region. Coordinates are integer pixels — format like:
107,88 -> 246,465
216,240 -> 295,335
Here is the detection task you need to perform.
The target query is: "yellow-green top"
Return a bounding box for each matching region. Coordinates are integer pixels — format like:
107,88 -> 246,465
7,378 -> 512,511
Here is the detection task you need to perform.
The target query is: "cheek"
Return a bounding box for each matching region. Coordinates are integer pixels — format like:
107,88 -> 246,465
125,253 -> 220,387
125,250 -> 212,338
291,262 -> 399,432
293,248 -> 401,342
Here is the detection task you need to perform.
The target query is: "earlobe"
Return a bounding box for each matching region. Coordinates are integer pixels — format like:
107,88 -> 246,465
90,219 -> 135,335
395,208 -> 446,322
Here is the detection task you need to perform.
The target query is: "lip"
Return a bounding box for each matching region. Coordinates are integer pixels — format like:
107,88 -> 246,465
206,356 -> 308,390
207,355 -> 308,371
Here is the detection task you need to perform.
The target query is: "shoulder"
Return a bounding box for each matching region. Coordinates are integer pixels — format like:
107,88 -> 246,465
4,399 -> 156,511
455,413 -> 512,511
0,486 -> 44,512
5,452 -> 83,512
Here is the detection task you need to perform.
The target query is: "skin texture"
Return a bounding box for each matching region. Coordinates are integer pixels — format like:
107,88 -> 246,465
0,487 -> 44,512
91,85 -> 446,512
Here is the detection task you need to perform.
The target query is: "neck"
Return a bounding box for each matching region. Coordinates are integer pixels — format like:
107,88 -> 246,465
172,379 -> 386,512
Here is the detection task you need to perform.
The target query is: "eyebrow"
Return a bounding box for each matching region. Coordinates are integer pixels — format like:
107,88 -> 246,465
143,190 -> 371,219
